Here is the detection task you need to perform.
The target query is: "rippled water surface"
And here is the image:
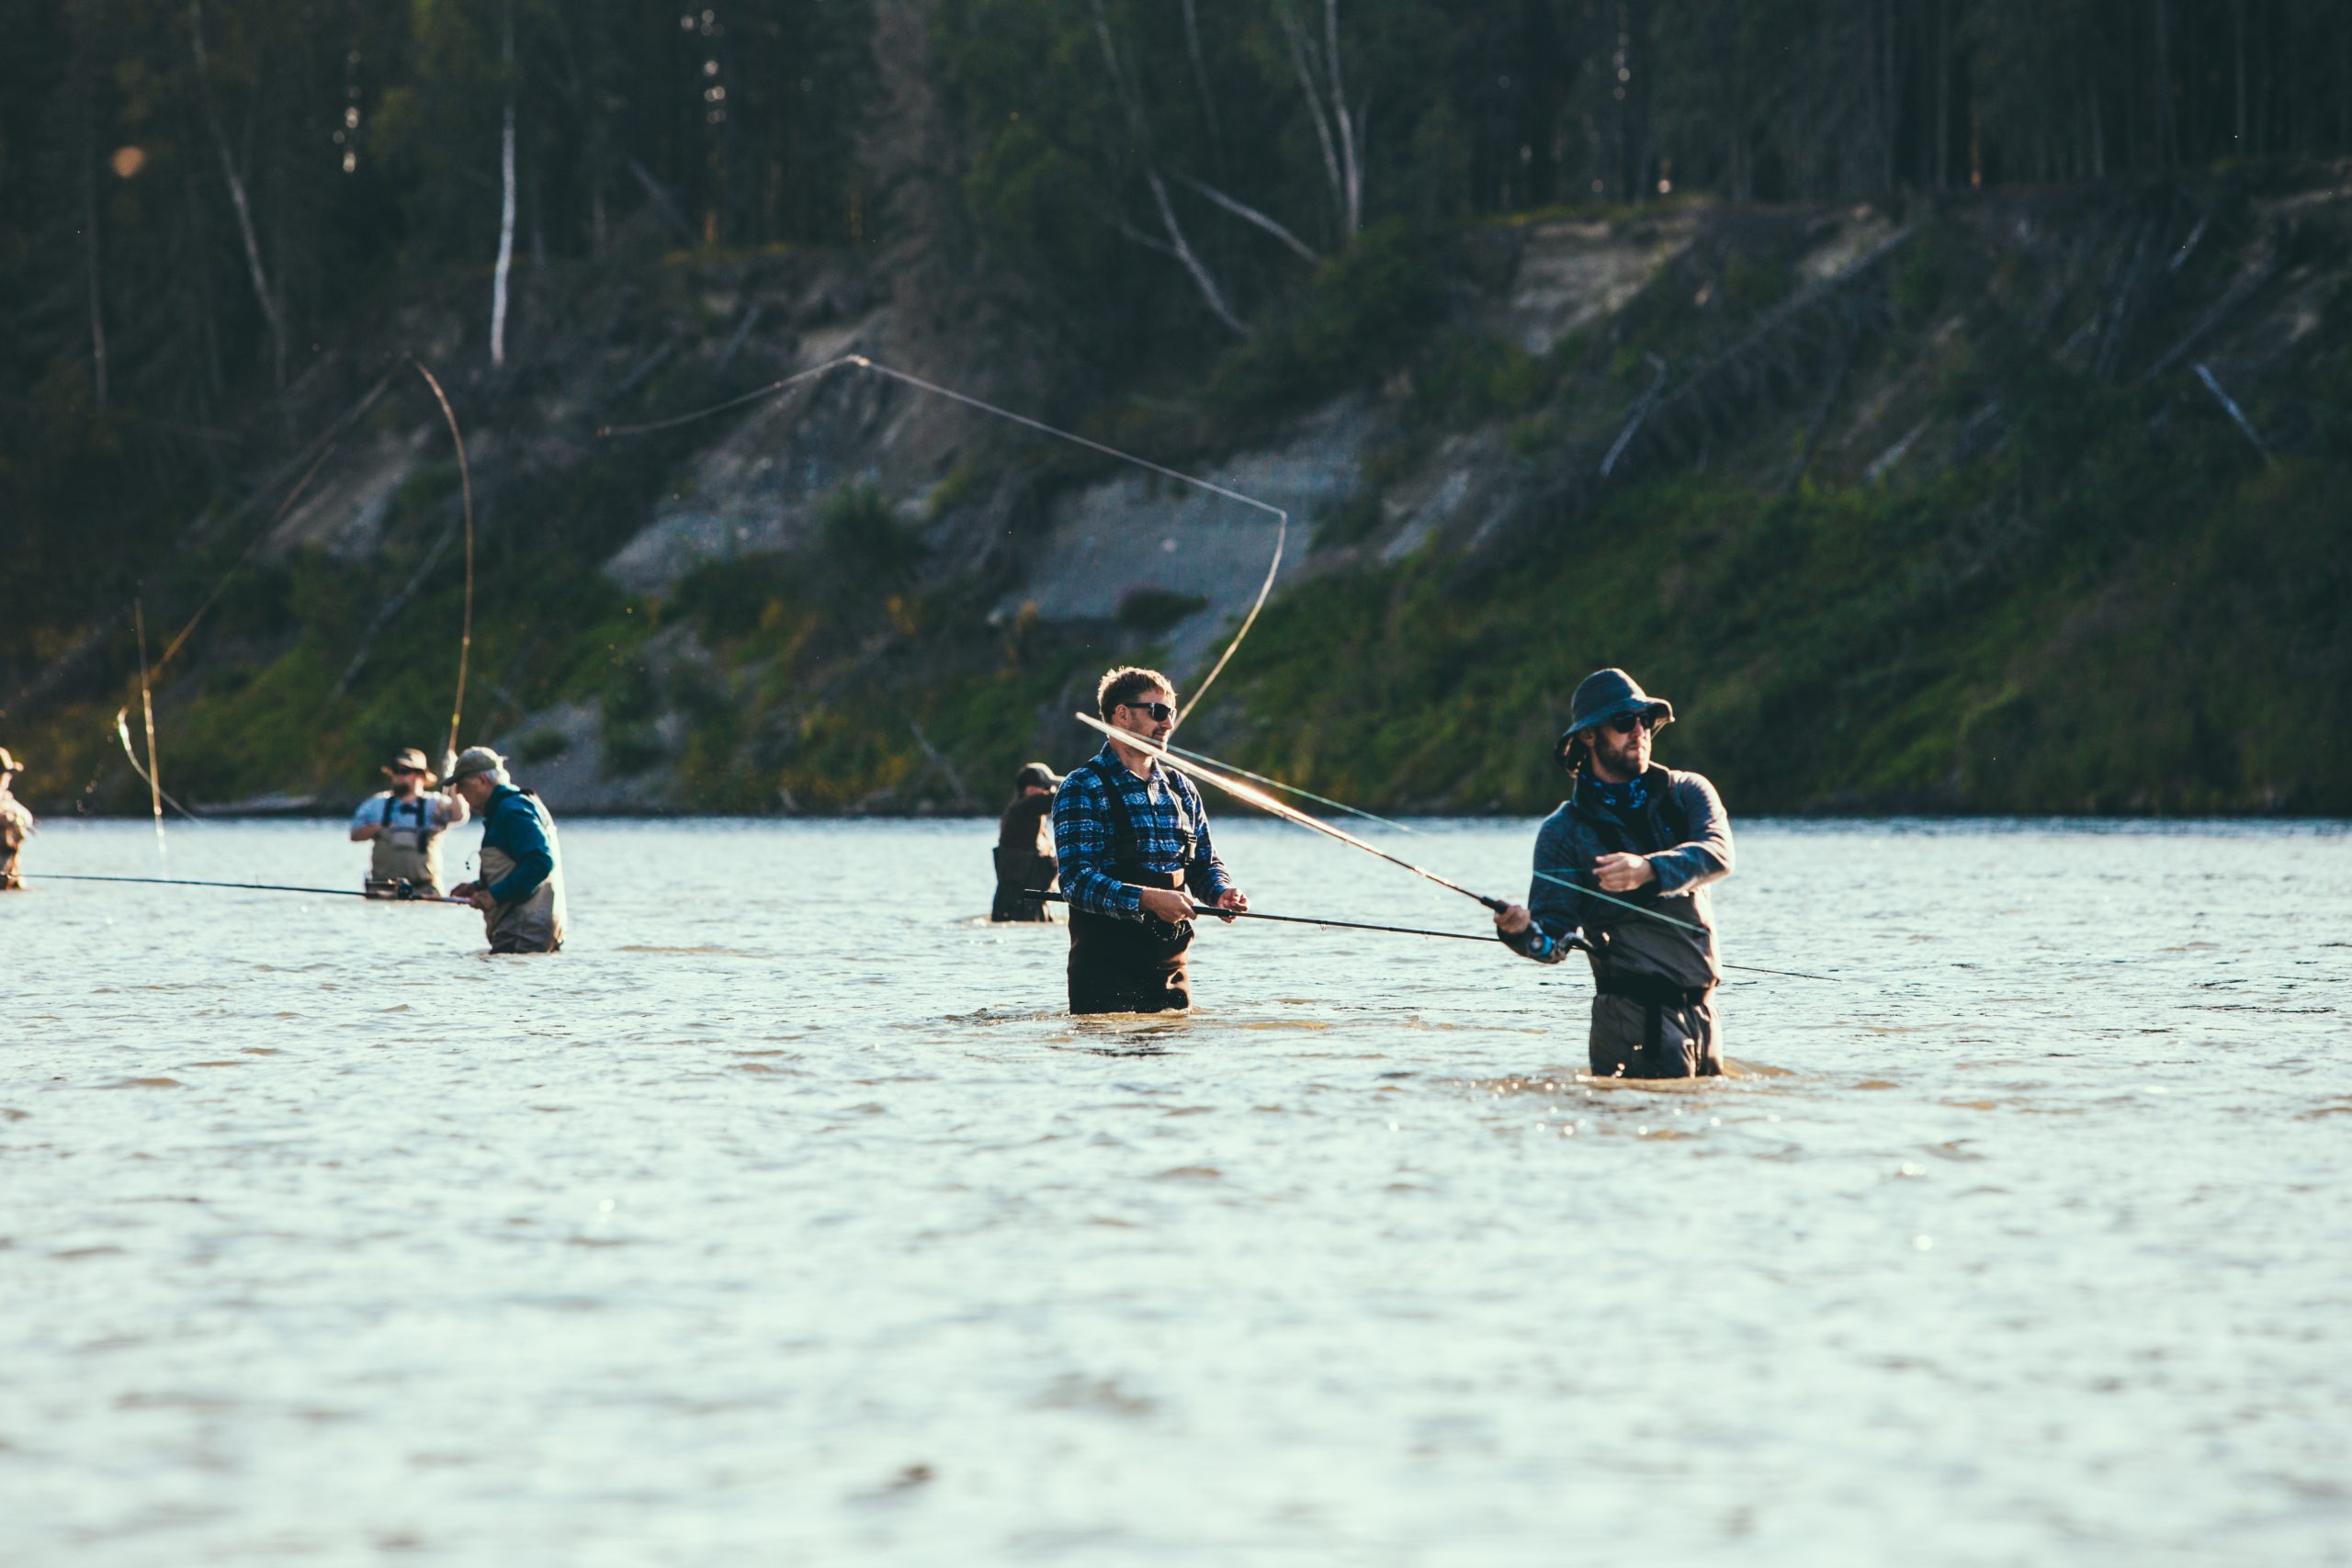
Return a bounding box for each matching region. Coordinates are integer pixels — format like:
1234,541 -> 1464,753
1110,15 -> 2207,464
6,817 -> 2348,1565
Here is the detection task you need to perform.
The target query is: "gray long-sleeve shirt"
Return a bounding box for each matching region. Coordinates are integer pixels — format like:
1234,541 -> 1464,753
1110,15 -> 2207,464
1510,766 -> 1734,990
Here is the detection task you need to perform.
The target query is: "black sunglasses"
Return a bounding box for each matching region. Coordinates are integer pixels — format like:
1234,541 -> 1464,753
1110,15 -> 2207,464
1121,700 -> 1176,722
1604,713 -> 1654,736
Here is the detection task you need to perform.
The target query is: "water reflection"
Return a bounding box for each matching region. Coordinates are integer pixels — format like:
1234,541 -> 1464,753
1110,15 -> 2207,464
3,817 -> 2346,1562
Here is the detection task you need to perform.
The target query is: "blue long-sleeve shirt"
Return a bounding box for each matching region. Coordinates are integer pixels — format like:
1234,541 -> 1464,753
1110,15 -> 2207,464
1511,767 -> 1732,987
1052,743 -> 1233,919
480,784 -> 558,904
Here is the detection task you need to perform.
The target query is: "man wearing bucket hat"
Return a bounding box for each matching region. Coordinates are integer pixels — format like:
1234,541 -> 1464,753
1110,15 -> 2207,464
0,748 -> 33,891
1491,669 -> 1736,1077
991,761 -> 1062,922
444,746 -> 567,953
348,746 -> 469,897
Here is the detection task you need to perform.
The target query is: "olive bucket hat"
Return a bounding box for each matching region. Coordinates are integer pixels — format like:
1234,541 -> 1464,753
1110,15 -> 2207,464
446,746 -> 508,786
1553,668 -> 1675,765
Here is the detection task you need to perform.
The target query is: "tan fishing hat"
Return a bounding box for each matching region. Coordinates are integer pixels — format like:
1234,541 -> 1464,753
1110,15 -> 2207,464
446,746 -> 507,785
383,746 -> 436,783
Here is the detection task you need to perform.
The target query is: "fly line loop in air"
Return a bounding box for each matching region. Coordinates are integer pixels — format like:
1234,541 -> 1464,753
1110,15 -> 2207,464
597,355 -> 1289,724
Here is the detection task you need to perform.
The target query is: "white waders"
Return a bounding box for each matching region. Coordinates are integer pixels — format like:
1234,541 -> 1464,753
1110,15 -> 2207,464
477,835 -> 565,953
368,794 -> 447,897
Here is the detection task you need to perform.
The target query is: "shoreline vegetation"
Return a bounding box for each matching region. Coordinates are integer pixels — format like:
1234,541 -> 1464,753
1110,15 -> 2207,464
6,8 -> 2347,820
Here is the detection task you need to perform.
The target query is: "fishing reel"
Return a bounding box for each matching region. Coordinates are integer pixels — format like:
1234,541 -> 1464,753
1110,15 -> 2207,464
362,875 -> 433,902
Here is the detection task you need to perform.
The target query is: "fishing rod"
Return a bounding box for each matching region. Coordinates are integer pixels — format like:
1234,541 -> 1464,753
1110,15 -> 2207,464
37,873 -> 466,904
1073,716 -> 1841,983
1023,890 -> 1550,947
408,356 -> 476,771
595,353 -> 1290,723
1075,713 -> 1510,910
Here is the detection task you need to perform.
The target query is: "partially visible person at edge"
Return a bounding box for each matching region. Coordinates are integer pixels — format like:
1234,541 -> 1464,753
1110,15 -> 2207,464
1052,667 -> 1247,1014
348,746 -> 469,897
1492,669 -> 1735,1078
0,748 -> 33,891
991,761 -> 1062,922
444,747 -> 567,953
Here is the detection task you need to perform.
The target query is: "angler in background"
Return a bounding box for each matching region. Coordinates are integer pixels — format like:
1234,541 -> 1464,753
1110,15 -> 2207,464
444,747 -> 566,953
348,747 -> 469,897
1493,669 -> 1735,1077
1054,667 -> 1247,1014
991,761 -> 1062,922
0,749 -> 33,890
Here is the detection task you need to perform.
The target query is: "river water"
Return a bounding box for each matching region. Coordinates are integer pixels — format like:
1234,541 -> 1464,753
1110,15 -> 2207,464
4,817 -> 2346,1565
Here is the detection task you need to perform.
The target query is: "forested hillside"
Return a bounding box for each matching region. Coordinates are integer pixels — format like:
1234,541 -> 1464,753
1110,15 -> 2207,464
5,2 -> 2349,816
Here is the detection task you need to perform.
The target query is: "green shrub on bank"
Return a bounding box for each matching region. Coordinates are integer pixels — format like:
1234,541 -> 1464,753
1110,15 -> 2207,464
1212,220 -> 1438,413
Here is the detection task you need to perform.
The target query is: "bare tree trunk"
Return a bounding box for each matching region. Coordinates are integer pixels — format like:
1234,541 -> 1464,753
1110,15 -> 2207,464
1323,0 -> 1363,237
2232,0 -> 2246,152
1145,170 -> 1246,335
1090,0 -> 1249,334
1934,0 -> 1951,188
80,38 -> 107,407
1279,7 -> 1348,239
189,0 -> 286,389
2150,0 -> 2175,169
490,5 -> 516,368
1178,0 -> 1227,173
1174,173 -> 1322,264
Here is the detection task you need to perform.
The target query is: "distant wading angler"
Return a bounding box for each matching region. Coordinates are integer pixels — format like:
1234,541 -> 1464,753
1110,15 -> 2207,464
991,761 -> 1062,922
1493,669 -> 1735,1077
1053,667 -> 1247,1013
0,749 -> 33,891
348,747 -> 469,897
444,747 -> 567,953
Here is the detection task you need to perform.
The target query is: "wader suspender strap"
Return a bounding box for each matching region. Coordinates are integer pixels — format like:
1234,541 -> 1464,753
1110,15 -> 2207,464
1594,972 -> 1711,1062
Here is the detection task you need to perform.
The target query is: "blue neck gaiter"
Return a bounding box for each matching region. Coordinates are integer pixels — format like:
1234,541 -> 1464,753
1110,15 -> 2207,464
1584,772 -> 1651,813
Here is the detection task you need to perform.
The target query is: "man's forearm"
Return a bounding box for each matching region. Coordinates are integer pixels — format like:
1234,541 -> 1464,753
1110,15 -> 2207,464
1062,863 -> 1141,919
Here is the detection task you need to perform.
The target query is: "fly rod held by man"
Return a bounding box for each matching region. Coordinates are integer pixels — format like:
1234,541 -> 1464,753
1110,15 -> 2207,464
444,746 -> 567,954
1492,668 -> 1735,1078
1051,666 -> 1247,1014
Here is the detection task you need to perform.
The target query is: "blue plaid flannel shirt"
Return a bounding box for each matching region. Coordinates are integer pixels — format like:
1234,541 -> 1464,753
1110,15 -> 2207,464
1052,743 -> 1234,919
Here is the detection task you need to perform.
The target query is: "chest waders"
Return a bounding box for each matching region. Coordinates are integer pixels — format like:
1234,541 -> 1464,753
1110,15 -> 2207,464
991,796 -> 1057,923
1067,771 -> 1194,1015
367,794 -> 445,897
478,791 -> 566,953
1576,770 -> 1723,1078
0,799 -> 26,890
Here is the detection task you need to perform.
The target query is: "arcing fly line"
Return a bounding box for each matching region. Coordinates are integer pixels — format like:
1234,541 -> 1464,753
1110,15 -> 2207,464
408,357 -> 476,768
130,601 -> 168,853
597,354 -> 1287,724
112,710 -> 197,823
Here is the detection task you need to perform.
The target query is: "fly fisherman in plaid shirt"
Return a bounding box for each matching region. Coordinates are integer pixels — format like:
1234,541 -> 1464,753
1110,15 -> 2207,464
1053,666 -> 1249,1014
